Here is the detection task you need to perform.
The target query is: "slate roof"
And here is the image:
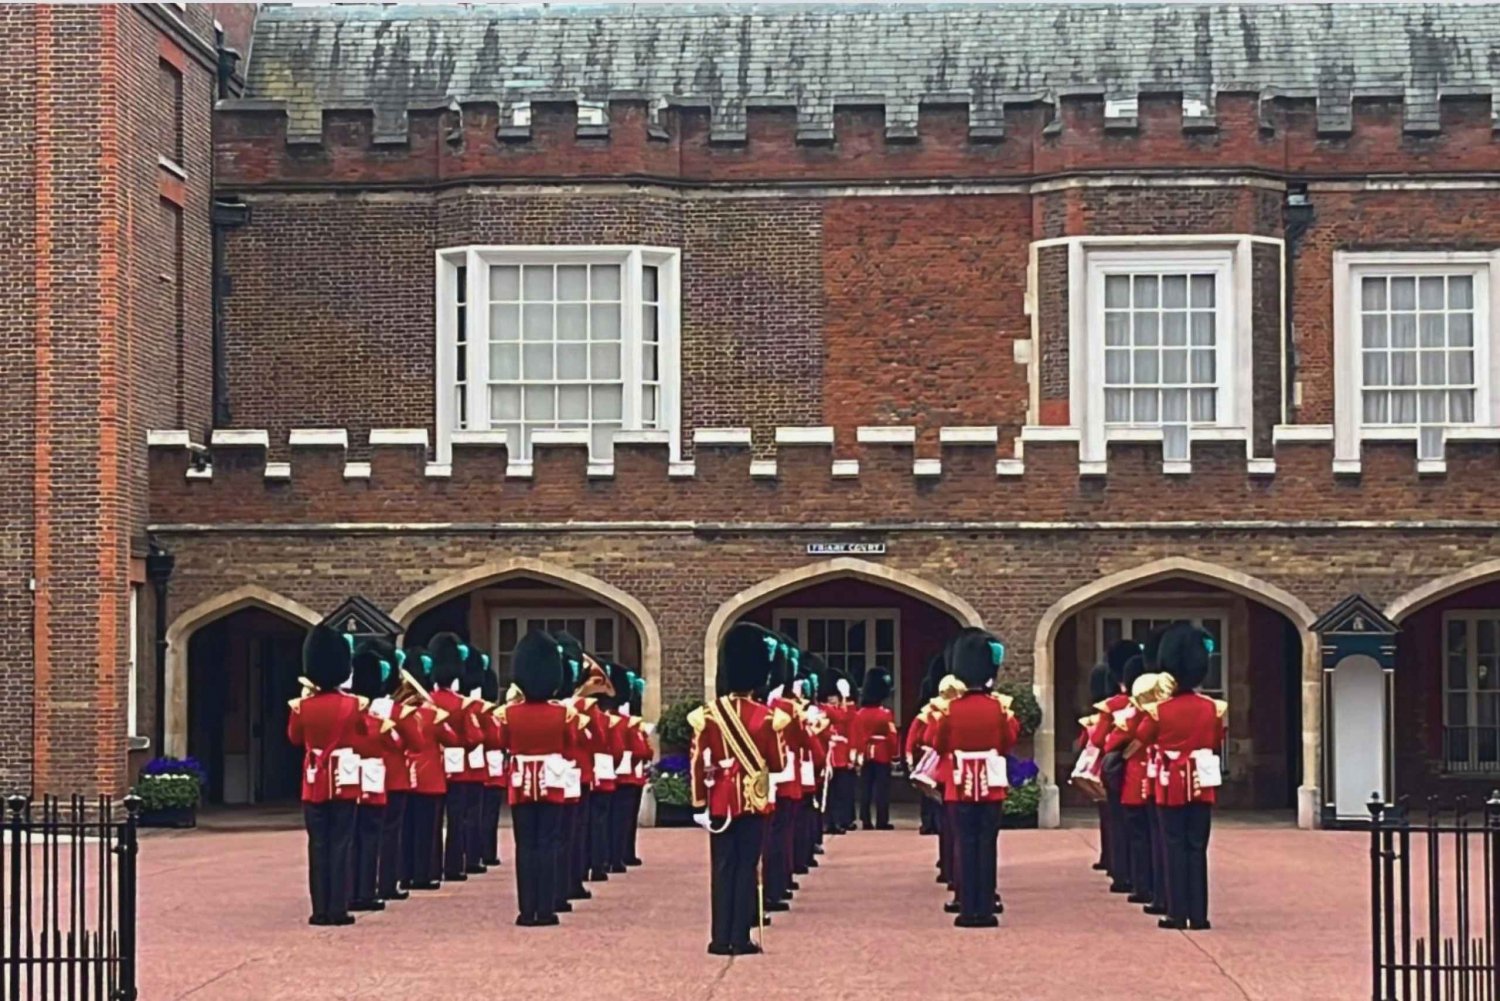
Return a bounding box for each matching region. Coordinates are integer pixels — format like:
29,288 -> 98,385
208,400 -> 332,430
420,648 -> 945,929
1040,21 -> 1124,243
240,2 -> 1500,142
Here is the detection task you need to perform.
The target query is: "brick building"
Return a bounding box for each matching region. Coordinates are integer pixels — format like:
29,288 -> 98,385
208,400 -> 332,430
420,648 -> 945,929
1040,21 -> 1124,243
12,3 -> 1500,827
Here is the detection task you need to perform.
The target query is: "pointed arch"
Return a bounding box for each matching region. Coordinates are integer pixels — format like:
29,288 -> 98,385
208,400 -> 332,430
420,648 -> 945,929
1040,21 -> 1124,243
390,556 -> 664,721
701,558 -> 985,703
163,585 -> 322,758
1031,556 -> 1321,830
1384,558 -> 1500,622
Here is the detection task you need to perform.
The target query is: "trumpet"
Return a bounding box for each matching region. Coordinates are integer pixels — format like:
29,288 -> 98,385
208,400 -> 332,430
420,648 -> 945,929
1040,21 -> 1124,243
394,667 -> 436,707
573,658 -> 616,700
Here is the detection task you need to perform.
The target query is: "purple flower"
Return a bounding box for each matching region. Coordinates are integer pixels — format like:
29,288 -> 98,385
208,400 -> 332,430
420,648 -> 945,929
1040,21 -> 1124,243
655,753 -> 690,775
142,756 -> 207,785
1006,755 -> 1040,787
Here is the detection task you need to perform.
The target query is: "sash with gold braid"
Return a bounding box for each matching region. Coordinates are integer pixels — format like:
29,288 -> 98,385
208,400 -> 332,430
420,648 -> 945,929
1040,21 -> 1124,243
706,696 -> 771,816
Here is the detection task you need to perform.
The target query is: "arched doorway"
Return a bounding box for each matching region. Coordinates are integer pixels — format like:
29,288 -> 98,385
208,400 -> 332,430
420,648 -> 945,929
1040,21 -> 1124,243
703,558 -> 983,731
164,585 -> 322,805
390,557 -> 663,721
1036,557 -> 1319,827
1385,561 -> 1500,801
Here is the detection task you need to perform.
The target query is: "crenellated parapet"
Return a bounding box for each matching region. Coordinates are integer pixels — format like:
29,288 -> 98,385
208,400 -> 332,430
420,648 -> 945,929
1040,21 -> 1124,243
147,424 -> 1500,527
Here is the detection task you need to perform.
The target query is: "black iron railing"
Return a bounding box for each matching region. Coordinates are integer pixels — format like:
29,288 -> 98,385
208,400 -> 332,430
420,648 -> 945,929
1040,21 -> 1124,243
1369,792 -> 1500,1001
1,795 -> 140,1001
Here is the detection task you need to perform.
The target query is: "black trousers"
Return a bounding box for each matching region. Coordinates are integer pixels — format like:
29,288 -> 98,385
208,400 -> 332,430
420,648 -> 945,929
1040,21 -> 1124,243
1096,801 -> 1110,868
481,786 -> 504,865
378,792 -> 406,898
555,802 -> 578,905
404,792 -> 440,886
444,781 -> 480,878
1149,802 -> 1170,908
512,801 -> 562,922
571,789 -> 592,889
955,802 -> 1001,919
588,789 -> 613,875
941,802 -> 958,888
860,762 -> 891,827
791,799 -> 812,874
304,800 -> 356,920
1161,803 -> 1213,925
709,814 -> 765,949
1104,785 -> 1131,886
764,802 -> 791,902
624,784 -> 643,863
1124,804 -> 1154,899
919,797 -> 938,835
352,803 -> 382,904
829,769 -> 856,831
430,793 -> 444,879
609,784 -> 637,867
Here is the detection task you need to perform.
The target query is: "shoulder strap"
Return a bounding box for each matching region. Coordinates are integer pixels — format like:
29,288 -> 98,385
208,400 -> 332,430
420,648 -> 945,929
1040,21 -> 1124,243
708,697 -> 767,776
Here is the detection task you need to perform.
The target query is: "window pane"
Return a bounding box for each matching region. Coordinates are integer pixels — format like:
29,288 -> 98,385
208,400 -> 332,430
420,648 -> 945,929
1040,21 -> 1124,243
1162,312 -> 1187,346
491,304 -> 520,341
643,303 -> 659,341
1419,314 -> 1445,348
557,342 -> 587,380
1190,389 -> 1216,422
1105,348 -> 1130,383
556,303 -> 587,340
1363,392 -> 1389,424
642,265 -> 659,302
848,621 -> 867,653
828,619 -> 846,650
1162,388 -> 1188,423
595,618 -> 614,654
1162,275 -> 1187,308
1361,276 -> 1386,310
643,343 -> 659,381
1163,348 -> 1187,383
490,343 -> 520,380
1105,312 -> 1130,346
1362,315 -> 1387,348
522,343 -> 553,378
524,385 -> 554,421
1419,276 -> 1445,310
558,385 -> 588,420
523,265 -> 553,300
1190,311 -> 1214,346
557,265 -> 588,300
1104,389 -> 1130,422
1133,312 -> 1159,346
876,618 -> 894,651
490,386 -> 520,419
1391,351 -> 1416,386
643,386 -> 658,425
1363,352 -> 1388,387
1190,274 -> 1215,307
1391,314 -> 1417,348
591,343 -> 621,380
1450,313 -> 1473,347
1133,274 -> 1158,308
491,265 -> 520,301
593,385 -> 623,420
590,303 -> 621,340
523,304 -> 552,341
1390,276 -> 1416,310
1132,389 -> 1158,422
592,264 -> 621,300
1420,350 -> 1445,384
1133,350 -> 1158,383
809,620 -> 825,649
1104,275 -> 1130,308
1449,276 -> 1474,309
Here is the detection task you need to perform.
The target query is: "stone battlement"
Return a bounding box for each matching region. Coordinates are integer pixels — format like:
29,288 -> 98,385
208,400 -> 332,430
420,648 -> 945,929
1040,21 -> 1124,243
147,424 -> 1500,526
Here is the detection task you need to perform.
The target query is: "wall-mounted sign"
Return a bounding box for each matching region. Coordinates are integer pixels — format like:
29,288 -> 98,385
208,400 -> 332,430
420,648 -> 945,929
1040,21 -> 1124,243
806,542 -> 886,556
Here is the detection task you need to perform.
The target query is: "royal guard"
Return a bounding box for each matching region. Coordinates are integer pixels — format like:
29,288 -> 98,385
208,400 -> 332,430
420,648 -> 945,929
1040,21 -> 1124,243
908,654 -> 946,837
495,630 -> 574,927
287,624 -> 377,926
795,662 -> 829,871
1090,639 -> 1143,893
821,670 -> 857,835
476,651 -> 507,868
851,669 -> 898,830
1105,656 -> 1173,911
605,662 -> 638,874
614,669 -> 650,868
1079,663 -> 1112,874
394,647 -> 450,892
1137,622 -> 1226,931
361,640 -> 416,904
574,650 -> 618,884
348,643 -> 401,912
1140,627 -> 1171,916
762,634 -> 804,910
928,629 -> 1017,928
551,643 -> 588,913
690,622 -> 787,956
428,633 -> 486,882
555,632 -> 602,894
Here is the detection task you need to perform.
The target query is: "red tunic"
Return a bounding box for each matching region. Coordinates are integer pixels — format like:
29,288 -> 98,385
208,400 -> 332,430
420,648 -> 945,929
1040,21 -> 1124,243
1088,694 -> 1131,749
431,689 -> 486,786
824,704 -> 854,770
287,691 -> 383,805
1105,705 -> 1155,807
568,697 -> 601,789
481,710 -> 508,789
770,696 -> 808,801
1136,693 -> 1226,807
930,693 -> 1019,804
850,706 -> 898,765
497,700 -> 575,805
690,696 -> 785,819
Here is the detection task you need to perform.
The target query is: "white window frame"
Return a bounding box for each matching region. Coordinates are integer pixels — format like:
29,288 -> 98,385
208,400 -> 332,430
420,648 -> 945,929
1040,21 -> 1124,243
1094,606 -> 1229,701
1070,239 -> 1255,465
490,607 -> 621,674
435,245 -> 682,464
1440,610 -> 1500,775
1333,251 -> 1500,464
773,607 -> 902,720
127,584 -> 141,738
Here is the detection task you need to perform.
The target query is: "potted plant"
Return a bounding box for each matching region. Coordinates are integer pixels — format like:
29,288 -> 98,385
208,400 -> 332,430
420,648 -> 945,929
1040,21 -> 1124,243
133,756 -> 206,828
649,754 -> 695,827
1002,755 -> 1041,829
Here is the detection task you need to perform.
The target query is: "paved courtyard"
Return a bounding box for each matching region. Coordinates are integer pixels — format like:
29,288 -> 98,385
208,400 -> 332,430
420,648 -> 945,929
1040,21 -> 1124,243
136,814 -> 1371,1000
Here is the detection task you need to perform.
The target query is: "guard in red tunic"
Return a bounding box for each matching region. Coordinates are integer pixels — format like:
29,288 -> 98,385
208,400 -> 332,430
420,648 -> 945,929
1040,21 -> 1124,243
348,643 -> 401,912
1105,656 -> 1172,911
908,654 -> 945,837
398,648 -> 458,893
1137,623 -> 1226,931
1090,639 -> 1144,894
851,670 -> 898,830
476,652 -> 507,868
495,630 -> 574,927
822,670 -> 857,834
288,624 -> 379,926
691,622 -> 787,956
604,661 -> 637,874
551,644 -> 589,913
763,634 -> 804,910
1080,663 -> 1112,874
611,668 -> 651,869
428,632 -> 486,882
929,629 -> 1018,928
795,665 -> 829,872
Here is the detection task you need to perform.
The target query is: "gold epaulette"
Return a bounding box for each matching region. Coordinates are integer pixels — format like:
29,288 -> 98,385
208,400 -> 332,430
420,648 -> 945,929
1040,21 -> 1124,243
809,716 -> 832,736
1112,707 -> 1136,731
432,708 -> 450,725
771,708 -> 793,733
380,718 -> 396,735
1078,713 -> 1099,729
1144,702 -> 1160,721
1213,698 -> 1229,720
687,706 -> 707,735
288,697 -> 305,712
355,695 -> 370,710
576,710 -> 592,732
560,702 -> 578,725
993,692 -> 1014,712
495,704 -> 509,725
1093,699 -> 1114,713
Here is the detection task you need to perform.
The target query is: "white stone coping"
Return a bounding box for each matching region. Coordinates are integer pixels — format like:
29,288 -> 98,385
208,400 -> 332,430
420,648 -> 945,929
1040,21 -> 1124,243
343,462 -> 372,480
146,430 -> 192,448
369,428 -> 429,447
614,429 -> 672,446
1246,458 -> 1277,476
749,459 -> 777,478
185,466 -> 213,480
938,426 -> 999,445
668,461 -> 697,478
831,459 -> 860,478
995,458 -> 1025,476
1162,459 -> 1193,476
912,458 -> 942,477
1332,458 -> 1362,476
694,428 -> 752,447
775,426 -> 834,445
530,429 -> 590,448
264,461 -> 291,480
1417,458 -> 1448,475
856,426 -> 915,445
210,429 -> 269,448
424,462 -> 453,478
288,428 -> 349,448
1019,425 -> 1082,442
586,462 -> 615,479
506,461 -> 535,480
1272,424 -> 1335,443
451,429 -> 511,448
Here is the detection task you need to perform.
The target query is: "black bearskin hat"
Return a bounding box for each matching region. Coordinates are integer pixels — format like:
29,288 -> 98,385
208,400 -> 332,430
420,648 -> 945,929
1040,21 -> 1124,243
768,631 -> 796,690
477,652 -> 500,703
1105,639 -> 1142,690
920,652 -> 945,704
512,630 -> 563,702
404,645 -> 432,687
859,669 -> 893,707
1158,622 -> 1212,692
607,662 -> 632,711
825,668 -> 853,703
801,652 -> 827,702
1122,654 -> 1147,692
461,642 -> 488,697
303,623 -> 353,691
350,641 -> 387,700
1142,626 -> 1168,671
360,637 -> 400,696
949,628 -> 1006,690
555,631 -> 585,691
1087,662 -> 1113,705
429,632 -> 468,690
721,622 -> 778,695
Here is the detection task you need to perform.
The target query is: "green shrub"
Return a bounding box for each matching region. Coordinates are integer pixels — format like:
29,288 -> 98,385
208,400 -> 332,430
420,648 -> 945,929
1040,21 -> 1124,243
997,681 -> 1043,738
656,698 -> 703,752
134,773 -> 201,812
650,771 -> 692,807
1003,779 -> 1041,816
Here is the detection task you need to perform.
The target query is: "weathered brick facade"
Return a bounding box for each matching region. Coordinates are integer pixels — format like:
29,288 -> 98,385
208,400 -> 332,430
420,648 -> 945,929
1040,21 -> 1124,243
16,4 -> 1500,824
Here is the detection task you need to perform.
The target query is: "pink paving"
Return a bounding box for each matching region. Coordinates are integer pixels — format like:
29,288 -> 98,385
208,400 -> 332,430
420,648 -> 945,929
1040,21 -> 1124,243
138,820 -> 1370,1001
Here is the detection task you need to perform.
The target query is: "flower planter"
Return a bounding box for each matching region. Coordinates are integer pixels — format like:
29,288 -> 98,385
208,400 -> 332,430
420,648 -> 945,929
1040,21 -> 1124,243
654,802 -> 696,828
1000,811 -> 1038,830
139,805 -> 197,829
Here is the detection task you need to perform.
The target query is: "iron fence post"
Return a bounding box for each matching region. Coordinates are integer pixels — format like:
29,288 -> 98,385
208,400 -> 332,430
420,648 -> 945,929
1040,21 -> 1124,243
114,795 -> 141,1001
1370,793 -> 1385,1001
